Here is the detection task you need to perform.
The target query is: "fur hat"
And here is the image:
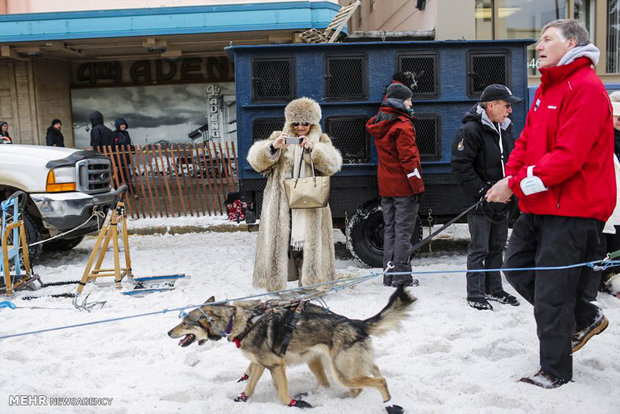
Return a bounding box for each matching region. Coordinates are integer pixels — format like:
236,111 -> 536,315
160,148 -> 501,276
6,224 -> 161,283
386,83 -> 413,101
51,119 -> 61,126
284,97 -> 322,125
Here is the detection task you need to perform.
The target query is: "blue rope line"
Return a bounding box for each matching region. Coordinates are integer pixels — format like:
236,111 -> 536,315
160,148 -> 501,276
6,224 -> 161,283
0,308 -> 182,340
197,307 -> 227,337
0,275 -> 382,341
2,258 -> 618,341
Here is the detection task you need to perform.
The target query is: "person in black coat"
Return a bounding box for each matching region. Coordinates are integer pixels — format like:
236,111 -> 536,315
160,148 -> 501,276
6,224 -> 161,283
89,111 -> 114,149
45,119 -> 64,147
113,118 -> 135,195
451,84 -> 521,311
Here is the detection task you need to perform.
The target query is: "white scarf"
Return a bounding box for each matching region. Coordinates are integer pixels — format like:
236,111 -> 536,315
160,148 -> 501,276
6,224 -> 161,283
290,145 -> 312,251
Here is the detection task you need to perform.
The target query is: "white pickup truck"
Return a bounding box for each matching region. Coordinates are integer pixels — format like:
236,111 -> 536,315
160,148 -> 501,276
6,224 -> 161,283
0,144 -> 120,262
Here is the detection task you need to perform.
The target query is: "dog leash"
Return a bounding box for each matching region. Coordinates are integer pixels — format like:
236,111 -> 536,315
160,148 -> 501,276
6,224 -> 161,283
409,197 -> 484,254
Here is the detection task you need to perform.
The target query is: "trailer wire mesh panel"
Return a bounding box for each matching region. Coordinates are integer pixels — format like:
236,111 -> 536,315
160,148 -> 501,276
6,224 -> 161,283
251,117 -> 286,143
466,50 -> 510,98
324,55 -> 367,100
252,58 -> 295,102
413,113 -> 441,161
397,52 -> 439,98
325,116 -> 370,163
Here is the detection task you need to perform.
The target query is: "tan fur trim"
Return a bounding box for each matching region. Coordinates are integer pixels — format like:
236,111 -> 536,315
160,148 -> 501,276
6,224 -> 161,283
285,97 -> 322,125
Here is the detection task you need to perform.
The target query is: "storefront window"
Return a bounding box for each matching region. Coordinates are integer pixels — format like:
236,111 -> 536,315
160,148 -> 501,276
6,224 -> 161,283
475,0 -> 494,40
574,0 -> 594,42
608,0 -> 620,73
496,0 -> 567,75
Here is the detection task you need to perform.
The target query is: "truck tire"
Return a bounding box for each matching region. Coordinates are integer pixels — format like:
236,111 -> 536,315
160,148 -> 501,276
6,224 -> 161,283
346,201 -> 423,268
42,236 -> 85,252
13,213 -> 42,265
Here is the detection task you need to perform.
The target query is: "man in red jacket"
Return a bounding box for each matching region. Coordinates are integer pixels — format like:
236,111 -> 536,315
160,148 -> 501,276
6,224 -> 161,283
487,19 -> 615,388
367,83 -> 425,287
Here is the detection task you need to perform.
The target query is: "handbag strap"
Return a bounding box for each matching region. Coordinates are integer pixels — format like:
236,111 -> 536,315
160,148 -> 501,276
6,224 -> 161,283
294,148 -> 316,180
292,148 -> 317,189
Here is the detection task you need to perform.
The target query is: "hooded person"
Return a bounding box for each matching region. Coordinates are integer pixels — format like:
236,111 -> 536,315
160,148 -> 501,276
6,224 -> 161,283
113,118 -> 135,194
45,119 -> 64,147
89,111 -> 115,149
0,121 -> 12,144
114,118 -> 132,147
247,97 -> 343,292
367,83 -> 424,287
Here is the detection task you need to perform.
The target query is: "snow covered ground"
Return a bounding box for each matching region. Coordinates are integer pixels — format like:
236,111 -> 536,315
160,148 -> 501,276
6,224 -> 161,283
1,217 -> 619,414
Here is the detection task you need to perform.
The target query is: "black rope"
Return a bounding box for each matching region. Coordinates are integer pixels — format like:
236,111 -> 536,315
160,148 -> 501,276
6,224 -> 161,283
40,280 -> 81,287
21,292 -> 76,300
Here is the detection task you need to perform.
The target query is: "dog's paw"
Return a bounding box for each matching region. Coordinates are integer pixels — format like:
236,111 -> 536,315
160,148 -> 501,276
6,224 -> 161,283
289,399 -> 312,408
233,392 -> 248,403
237,373 -> 249,383
385,404 -> 404,414
293,391 -> 310,400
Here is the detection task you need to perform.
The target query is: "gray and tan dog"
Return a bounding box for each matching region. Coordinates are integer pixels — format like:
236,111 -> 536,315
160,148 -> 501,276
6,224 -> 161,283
168,286 -> 415,413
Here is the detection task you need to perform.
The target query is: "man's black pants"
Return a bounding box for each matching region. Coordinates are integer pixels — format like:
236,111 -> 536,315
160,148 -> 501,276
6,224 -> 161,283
466,211 -> 509,299
503,214 -> 602,381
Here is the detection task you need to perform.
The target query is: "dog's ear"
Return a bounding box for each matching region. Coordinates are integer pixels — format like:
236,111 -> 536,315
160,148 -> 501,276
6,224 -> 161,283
204,296 -> 215,303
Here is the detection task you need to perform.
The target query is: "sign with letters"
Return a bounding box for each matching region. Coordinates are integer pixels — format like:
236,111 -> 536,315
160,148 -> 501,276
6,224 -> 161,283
72,57 -> 233,87
206,85 -> 223,140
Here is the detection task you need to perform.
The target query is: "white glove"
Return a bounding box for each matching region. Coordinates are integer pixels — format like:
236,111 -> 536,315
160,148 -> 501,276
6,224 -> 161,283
520,165 -> 548,196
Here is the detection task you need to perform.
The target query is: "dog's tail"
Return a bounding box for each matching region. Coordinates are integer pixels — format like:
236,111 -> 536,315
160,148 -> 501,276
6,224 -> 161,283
364,285 -> 416,336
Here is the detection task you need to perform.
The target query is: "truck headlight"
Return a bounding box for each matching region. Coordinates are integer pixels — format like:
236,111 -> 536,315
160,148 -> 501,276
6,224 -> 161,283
46,167 -> 77,192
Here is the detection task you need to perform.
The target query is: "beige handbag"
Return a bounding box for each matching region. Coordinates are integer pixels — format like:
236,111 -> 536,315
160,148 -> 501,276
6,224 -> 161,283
284,150 -> 330,209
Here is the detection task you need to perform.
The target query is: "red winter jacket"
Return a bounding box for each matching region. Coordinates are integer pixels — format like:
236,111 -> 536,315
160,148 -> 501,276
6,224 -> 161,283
366,105 -> 425,197
506,57 -> 616,221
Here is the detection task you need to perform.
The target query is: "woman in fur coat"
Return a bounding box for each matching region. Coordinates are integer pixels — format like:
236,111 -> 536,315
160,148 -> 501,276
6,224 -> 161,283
247,97 -> 342,292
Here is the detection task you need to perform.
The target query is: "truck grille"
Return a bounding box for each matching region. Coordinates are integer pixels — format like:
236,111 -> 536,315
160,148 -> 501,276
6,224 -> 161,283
76,159 -> 112,194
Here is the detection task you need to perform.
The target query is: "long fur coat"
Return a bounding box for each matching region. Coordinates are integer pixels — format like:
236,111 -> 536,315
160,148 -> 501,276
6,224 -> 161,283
247,124 -> 342,291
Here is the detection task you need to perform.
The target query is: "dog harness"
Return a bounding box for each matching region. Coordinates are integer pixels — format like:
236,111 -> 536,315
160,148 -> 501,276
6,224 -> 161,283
279,301 -> 305,355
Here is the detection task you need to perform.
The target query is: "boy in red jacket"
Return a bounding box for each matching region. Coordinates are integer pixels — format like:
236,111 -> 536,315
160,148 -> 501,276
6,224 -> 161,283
487,19 -> 615,388
367,83 -> 424,287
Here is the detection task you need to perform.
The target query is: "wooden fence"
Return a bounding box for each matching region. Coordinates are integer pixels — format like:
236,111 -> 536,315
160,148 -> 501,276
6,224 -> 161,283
96,141 -> 238,219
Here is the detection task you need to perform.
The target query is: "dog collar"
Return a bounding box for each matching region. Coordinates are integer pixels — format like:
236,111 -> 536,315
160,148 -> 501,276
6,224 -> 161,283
197,307 -> 235,338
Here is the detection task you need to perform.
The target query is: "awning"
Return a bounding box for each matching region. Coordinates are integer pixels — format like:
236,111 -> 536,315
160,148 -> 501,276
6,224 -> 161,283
0,1 -> 340,60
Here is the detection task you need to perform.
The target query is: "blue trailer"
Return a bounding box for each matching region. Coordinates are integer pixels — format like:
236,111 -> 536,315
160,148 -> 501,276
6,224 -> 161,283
226,39 -> 534,267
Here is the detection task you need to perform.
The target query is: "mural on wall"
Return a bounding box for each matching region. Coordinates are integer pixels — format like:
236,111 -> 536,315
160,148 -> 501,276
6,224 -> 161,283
71,82 -> 236,149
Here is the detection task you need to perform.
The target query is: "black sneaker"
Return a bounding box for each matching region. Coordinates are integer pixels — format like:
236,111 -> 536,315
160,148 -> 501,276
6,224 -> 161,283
486,291 -> 520,306
467,298 -> 493,311
519,369 -> 569,389
572,310 -> 609,353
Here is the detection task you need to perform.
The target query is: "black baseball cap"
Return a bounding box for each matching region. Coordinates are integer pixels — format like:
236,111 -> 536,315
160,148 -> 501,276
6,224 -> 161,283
480,84 -> 522,104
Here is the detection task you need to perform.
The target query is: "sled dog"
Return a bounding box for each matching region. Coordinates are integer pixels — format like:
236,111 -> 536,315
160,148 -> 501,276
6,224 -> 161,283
168,286 -> 415,413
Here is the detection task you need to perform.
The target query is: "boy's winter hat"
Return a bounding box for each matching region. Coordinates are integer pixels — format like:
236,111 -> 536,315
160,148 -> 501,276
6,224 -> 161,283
285,97 -> 322,125
51,119 -> 61,126
386,83 -> 413,101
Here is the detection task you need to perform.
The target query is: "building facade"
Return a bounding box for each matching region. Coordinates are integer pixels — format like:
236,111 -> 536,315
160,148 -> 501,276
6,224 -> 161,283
0,1 -> 340,146
2,0 -> 618,146
343,0 -> 620,83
